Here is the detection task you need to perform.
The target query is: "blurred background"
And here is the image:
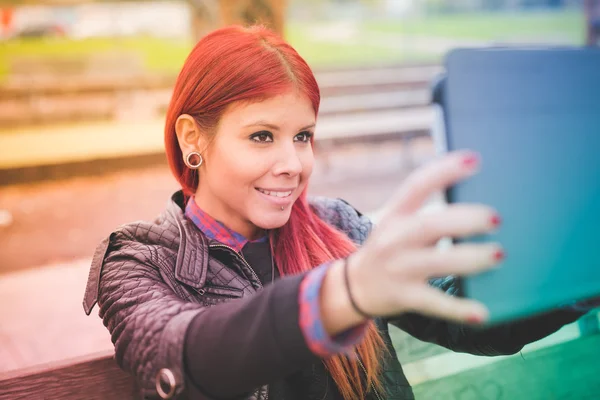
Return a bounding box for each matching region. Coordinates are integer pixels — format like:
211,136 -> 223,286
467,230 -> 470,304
0,0 -> 599,398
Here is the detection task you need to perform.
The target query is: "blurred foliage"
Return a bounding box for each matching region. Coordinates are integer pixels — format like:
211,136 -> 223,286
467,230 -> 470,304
284,25 -> 435,67
0,36 -> 193,80
0,8 -> 586,81
286,9 -> 583,67
364,9 -> 583,40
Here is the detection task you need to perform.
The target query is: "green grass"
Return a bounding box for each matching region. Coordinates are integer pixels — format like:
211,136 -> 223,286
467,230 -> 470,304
0,9 -> 587,81
287,9 -> 586,68
0,36 -> 193,80
364,9 -> 585,42
284,27 -> 438,67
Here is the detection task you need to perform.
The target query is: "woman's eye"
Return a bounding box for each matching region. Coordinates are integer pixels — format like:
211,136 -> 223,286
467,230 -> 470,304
251,131 -> 273,143
295,131 -> 314,143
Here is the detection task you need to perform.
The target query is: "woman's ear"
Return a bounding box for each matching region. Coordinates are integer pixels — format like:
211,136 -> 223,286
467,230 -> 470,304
175,114 -> 205,156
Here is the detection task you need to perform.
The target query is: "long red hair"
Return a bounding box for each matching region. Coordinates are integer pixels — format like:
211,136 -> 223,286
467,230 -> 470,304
165,25 -> 385,399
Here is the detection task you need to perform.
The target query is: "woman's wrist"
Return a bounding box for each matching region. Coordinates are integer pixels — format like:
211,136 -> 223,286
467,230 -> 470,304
320,259 -> 370,336
342,257 -> 373,319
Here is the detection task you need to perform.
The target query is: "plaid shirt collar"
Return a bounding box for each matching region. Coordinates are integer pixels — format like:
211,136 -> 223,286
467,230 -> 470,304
184,196 -> 267,252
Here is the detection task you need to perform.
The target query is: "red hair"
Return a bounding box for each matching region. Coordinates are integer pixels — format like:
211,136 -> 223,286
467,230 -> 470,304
165,25 -> 385,399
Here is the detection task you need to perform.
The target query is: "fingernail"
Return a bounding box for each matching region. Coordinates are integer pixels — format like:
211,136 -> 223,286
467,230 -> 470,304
466,314 -> 484,324
461,153 -> 480,169
490,214 -> 502,227
492,249 -> 505,262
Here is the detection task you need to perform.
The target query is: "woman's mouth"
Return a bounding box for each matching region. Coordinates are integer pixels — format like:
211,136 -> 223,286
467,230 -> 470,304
255,187 -> 296,207
256,188 -> 293,198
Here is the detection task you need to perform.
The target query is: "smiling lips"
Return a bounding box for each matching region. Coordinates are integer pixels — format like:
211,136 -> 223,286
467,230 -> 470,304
256,188 -> 294,198
255,187 -> 297,208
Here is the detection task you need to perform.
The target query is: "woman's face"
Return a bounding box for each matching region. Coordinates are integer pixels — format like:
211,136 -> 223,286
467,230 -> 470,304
195,91 -> 315,239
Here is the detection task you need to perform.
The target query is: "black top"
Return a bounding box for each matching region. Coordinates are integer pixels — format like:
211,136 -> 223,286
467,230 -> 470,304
183,240 -> 344,399
241,241 -> 280,286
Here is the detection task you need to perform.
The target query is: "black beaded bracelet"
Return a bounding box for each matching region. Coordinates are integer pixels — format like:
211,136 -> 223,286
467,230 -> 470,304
342,257 -> 372,319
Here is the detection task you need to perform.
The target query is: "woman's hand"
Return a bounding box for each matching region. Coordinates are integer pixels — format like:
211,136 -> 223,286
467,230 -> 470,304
346,150 -> 503,325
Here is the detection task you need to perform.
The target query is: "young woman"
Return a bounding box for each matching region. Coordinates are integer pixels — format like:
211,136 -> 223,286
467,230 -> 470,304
83,25 -> 594,400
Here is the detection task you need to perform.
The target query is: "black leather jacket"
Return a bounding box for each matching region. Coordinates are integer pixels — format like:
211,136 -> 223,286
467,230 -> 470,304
83,191 -> 583,399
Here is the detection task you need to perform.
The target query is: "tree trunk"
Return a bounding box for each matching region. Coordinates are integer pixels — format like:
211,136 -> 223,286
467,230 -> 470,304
188,0 -> 286,42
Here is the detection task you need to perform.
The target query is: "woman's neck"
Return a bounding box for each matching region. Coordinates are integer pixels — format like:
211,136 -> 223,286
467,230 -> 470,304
192,194 -> 263,240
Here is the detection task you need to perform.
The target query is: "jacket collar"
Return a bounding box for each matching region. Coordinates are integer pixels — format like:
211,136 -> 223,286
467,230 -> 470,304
167,191 -> 209,290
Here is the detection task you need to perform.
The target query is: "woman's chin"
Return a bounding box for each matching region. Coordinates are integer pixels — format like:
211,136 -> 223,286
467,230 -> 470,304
251,211 -> 291,231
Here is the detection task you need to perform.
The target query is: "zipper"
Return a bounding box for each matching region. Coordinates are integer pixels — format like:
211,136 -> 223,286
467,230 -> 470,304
208,243 -> 263,290
357,358 -> 383,400
207,243 -> 268,400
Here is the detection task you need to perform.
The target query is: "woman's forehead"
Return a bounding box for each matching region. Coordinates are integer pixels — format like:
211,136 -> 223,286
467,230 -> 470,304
222,92 -> 315,127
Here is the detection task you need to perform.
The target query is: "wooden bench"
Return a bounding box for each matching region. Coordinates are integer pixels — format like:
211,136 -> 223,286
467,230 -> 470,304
0,64 -> 440,127
319,89 -> 430,116
0,106 -> 435,185
0,86 -> 431,128
2,316 -> 597,400
314,106 -> 434,172
0,350 -> 139,400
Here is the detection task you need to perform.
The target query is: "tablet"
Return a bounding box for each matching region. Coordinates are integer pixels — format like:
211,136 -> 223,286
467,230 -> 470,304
432,47 -> 600,324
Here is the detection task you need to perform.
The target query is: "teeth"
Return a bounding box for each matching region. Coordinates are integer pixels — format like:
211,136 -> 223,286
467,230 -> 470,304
258,189 -> 292,198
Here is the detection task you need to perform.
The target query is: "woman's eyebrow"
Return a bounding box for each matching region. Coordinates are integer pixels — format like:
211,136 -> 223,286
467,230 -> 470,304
243,121 -> 316,131
299,123 -> 316,131
244,120 -> 280,130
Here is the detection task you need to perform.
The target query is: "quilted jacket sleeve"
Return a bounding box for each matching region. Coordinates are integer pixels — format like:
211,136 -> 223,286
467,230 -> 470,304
86,232 -> 205,399
84,231 -> 325,400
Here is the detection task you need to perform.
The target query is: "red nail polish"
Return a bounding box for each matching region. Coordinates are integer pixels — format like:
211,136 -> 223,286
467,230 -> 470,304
462,154 -> 479,168
493,249 -> 505,261
467,314 -> 484,324
490,214 -> 502,227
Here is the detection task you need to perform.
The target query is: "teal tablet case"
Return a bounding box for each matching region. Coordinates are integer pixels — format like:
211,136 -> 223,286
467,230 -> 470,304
435,47 -> 600,324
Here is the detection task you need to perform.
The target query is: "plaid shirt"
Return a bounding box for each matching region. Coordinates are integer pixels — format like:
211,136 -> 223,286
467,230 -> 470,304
185,196 -> 367,357
298,262 -> 368,357
185,196 -> 267,252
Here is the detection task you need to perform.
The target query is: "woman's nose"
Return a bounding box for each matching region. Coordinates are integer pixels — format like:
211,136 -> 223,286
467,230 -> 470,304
274,144 -> 303,176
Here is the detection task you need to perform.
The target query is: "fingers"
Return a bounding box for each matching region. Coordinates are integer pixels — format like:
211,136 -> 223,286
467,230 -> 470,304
374,203 -> 499,252
401,285 -> 490,324
405,203 -> 500,247
380,150 -> 480,222
389,242 -> 504,280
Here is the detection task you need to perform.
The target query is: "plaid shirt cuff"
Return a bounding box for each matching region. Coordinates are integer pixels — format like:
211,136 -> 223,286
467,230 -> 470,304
299,263 -> 368,358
